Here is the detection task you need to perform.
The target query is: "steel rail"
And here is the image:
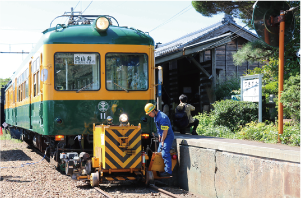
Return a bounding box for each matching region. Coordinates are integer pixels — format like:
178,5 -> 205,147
94,187 -> 114,198
149,184 -> 181,198
28,143 -> 113,198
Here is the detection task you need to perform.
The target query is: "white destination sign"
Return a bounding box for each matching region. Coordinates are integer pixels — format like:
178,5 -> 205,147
74,54 -> 96,65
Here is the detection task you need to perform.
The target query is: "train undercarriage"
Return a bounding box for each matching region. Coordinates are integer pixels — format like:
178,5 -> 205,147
8,122 -> 177,186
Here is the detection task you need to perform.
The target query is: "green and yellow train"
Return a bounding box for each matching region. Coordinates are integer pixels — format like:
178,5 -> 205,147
4,11 -> 176,185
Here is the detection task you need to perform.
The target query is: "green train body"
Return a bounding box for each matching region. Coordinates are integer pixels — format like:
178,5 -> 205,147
4,14 -> 156,159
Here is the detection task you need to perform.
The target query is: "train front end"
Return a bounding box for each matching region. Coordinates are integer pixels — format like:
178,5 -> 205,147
40,15 -> 157,167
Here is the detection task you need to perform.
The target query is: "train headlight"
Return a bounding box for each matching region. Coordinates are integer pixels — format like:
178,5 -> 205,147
94,16 -> 110,32
119,114 -> 128,123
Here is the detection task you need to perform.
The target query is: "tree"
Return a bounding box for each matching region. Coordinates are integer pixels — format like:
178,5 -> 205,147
191,1 -> 255,28
233,1 -> 300,81
0,78 -> 11,97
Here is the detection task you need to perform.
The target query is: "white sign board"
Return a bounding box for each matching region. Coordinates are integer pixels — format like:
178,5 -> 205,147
74,54 -> 96,65
240,74 -> 263,122
242,79 -> 260,102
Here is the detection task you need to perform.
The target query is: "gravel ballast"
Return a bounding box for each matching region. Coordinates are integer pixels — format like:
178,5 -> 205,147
0,139 -> 197,198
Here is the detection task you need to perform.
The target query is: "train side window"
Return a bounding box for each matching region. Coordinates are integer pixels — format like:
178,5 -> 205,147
20,83 -> 22,101
17,86 -> 20,102
105,53 -> 148,91
37,71 -> 40,94
54,52 -> 100,91
12,82 -> 15,103
33,73 -> 36,97
25,80 -> 28,98
23,82 -> 25,100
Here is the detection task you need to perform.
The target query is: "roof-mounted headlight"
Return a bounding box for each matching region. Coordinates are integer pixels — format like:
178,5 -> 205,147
94,16 -> 110,32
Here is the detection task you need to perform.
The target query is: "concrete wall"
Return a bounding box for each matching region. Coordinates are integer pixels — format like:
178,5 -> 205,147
166,135 -> 300,198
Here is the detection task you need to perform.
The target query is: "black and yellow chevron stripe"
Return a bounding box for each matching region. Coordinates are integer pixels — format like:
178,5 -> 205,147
104,128 -> 141,169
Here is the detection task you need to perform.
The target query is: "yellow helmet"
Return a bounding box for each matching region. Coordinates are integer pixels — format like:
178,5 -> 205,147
144,103 -> 156,115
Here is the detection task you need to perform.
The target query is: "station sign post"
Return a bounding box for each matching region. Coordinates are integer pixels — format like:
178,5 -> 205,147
240,74 -> 263,123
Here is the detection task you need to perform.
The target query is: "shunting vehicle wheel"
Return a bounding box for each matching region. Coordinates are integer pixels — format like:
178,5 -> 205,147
90,171 -> 99,187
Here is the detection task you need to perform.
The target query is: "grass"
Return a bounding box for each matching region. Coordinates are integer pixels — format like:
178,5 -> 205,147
0,128 -> 23,143
194,113 -> 300,146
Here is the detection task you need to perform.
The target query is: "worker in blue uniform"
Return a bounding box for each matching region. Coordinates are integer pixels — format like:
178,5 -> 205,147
145,103 -> 174,177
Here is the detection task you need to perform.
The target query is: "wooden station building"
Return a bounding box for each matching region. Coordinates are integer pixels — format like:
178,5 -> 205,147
155,15 -> 263,118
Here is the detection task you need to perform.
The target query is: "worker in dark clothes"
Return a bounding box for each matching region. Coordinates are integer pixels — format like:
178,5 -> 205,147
176,94 -> 199,135
144,103 -> 174,177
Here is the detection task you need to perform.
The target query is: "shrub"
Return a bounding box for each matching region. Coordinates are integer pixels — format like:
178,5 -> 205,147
194,113 -> 233,137
215,75 -> 240,101
237,121 -> 278,143
212,100 -> 258,131
263,81 -> 278,95
194,100 -> 300,146
280,74 -> 300,123
281,124 -> 300,146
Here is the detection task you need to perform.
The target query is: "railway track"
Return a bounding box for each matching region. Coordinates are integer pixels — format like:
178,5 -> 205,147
29,144 -> 115,198
149,184 -> 181,198
26,143 -> 188,198
95,183 -> 182,198
94,186 -> 114,198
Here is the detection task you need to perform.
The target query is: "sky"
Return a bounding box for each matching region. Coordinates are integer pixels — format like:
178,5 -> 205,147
0,0 -> 254,79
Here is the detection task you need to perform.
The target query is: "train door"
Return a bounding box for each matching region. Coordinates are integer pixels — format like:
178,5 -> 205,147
29,61 -> 32,129
38,55 -> 43,127
13,78 -> 17,125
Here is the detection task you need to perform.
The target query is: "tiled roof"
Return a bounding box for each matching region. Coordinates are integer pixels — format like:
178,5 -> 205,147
155,15 -> 258,58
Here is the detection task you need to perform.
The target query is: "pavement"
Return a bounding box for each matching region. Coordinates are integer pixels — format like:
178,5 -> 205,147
173,131 -> 300,163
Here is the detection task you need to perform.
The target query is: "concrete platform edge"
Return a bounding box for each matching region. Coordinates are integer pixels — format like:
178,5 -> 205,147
175,137 -> 300,163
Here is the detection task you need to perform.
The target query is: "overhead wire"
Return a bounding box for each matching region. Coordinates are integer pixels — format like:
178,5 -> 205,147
149,5 -> 193,33
74,1 -> 81,10
82,1 -> 93,14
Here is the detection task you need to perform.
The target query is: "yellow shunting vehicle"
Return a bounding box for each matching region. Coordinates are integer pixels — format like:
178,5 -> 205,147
61,122 -> 177,186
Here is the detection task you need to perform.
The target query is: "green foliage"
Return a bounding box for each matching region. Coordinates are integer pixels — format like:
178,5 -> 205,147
194,113 -> 234,138
246,57 -> 279,85
263,81 -> 278,95
215,75 -> 240,101
0,78 -> 11,96
0,129 -> 22,143
234,1 -> 300,85
237,121 -> 278,143
212,100 -> 258,131
233,40 -> 274,66
280,74 -> 300,123
191,1 -> 255,28
281,124 -> 300,146
194,108 -> 300,146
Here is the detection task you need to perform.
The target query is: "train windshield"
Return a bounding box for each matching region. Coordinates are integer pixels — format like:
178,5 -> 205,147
54,53 -> 100,91
105,53 -> 148,91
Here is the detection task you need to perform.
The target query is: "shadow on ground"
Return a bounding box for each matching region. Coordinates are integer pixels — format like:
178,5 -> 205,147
0,150 -> 32,161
